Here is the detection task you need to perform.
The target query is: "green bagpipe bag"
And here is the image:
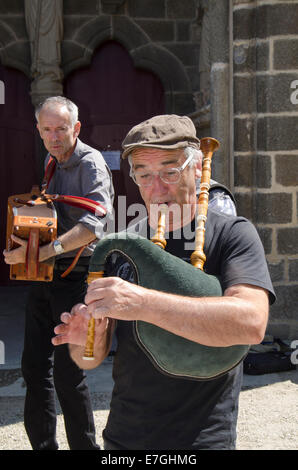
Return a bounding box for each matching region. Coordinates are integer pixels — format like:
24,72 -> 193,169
89,232 -> 249,380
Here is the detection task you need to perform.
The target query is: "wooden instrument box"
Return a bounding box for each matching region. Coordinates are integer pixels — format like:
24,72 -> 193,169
6,186 -> 57,282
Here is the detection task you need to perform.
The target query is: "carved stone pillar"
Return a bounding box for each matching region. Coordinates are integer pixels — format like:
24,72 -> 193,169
193,0 -> 232,187
25,0 -> 64,107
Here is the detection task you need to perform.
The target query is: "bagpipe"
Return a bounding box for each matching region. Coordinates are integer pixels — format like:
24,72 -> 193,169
83,138 -> 250,380
6,157 -> 107,282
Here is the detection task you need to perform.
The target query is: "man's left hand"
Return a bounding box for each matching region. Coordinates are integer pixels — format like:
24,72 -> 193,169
3,235 -> 27,264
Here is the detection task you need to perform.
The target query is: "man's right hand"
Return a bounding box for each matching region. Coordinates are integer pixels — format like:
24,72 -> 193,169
52,303 -> 109,347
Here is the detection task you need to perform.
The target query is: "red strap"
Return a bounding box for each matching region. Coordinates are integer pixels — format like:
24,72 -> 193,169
41,156 -> 56,193
48,194 -> 107,217
41,158 -> 107,217
40,157 -> 108,278
60,245 -> 89,278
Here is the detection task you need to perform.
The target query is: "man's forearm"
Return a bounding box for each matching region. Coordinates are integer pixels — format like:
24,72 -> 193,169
141,284 -> 269,347
85,278 -> 269,348
39,223 -> 96,262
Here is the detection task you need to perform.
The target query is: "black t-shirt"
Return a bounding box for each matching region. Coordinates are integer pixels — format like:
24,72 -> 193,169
103,209 -> 275,450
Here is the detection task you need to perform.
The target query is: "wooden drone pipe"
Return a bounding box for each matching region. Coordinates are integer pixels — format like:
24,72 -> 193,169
190,137 -> 220,271
82,271 -> 104,360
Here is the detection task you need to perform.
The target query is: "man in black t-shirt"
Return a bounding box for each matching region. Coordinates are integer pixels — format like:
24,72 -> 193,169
52,115 -> 275,450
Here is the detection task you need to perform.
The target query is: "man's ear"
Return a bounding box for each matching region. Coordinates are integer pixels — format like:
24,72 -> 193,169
74,121 -> 81,137
36,123 -> 42,137
194,158 -> 202,180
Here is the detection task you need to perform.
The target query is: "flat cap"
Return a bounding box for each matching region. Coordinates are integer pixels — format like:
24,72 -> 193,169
121,114 -> 200,159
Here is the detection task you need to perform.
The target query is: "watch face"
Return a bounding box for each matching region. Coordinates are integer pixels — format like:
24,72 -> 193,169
54,241 -> 64,254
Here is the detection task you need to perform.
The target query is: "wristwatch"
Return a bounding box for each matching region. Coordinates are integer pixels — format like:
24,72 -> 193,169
52,239 -> 65,255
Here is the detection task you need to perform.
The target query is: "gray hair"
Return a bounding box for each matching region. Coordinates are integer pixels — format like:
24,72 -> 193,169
127,145 -> 202,178
35,96 -> 79,127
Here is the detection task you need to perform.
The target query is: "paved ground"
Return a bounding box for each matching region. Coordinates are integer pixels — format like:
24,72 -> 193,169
0,286 -> 297,450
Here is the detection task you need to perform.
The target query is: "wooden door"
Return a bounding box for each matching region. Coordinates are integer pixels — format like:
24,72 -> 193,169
64,40 -> 165,230
0,65 -> 37,284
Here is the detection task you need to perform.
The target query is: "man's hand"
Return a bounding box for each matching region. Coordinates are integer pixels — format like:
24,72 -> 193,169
52,303 -> 109,347
3,235 -> 27,264
85,277 -> 146,321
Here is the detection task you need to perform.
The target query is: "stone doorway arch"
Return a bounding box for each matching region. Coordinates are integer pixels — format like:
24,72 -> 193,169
62,15 -> 193,116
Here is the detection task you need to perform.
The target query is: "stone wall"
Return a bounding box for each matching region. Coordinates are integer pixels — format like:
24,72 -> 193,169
233,0 -> 298,339
61,0 -> 201,117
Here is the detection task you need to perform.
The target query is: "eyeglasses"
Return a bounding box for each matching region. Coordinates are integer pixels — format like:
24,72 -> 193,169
132,153 -> 194,188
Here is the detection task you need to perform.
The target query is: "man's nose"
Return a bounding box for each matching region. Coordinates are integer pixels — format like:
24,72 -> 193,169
151,174 -> 168,194
49,131 -> 59,141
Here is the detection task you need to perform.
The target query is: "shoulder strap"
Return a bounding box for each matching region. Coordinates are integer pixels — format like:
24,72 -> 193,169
209,179 -> 236,204
41,156 -> 56,194
39,156 -> 108,277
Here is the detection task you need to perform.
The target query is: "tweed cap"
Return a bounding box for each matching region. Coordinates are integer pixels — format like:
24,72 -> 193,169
121,114 -> 200,159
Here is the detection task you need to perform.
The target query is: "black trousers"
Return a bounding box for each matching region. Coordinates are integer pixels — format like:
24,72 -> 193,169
21,266 -> 99,450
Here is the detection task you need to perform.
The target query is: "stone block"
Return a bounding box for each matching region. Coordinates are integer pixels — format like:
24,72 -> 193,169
177,21 -> 190,41
172,92 -> 195,115
277,228 -> 298,255
62,41 -> 89,73
289,259 -> 298,282
275,154 -> 298,187
257,4 -> 298,38
268,260 -> 285,283
63,16 -> 94,41
0,0 -> 23,14
233,42 -> 269,74
164,43 -> 200,67
74,16 -> 112,48
101,0 -> 126,14
131,43 -> 191,93
186,66 -> 200,91
233,7 -> 256,40
274,39 -> 298,70
135,20 -> 174,42
256,227 -> 272,255
112,15 -> 149,52
255,155 -> 272,189
269,285 -> 298,322
1,42 -> 31,76
0,16 -> 27,40
255,193 -> 292,224
234,0 -> 254,3
166,0 -> 197,19
234,75 -> 256,115
128,0 -> 166,18
63,0 -> 99,15
257,74 -> 297,114
257,116 -> 298,151
234,4 -> 298,40
0,21 -> 15,45
234,117 -> 256,153
234,193 -> 253,220
234,154 -> 271,188
235,192 -> 292,224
